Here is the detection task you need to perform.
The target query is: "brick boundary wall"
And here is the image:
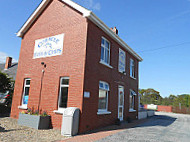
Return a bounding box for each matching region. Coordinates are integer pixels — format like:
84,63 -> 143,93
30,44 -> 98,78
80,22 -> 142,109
157,105 -> 172,112
144,104 -> 172,112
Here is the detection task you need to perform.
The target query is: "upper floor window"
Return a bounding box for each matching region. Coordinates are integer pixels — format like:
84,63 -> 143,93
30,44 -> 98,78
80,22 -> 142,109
118,48 -> 126,73
22,78 -> 31,107
98,81 -> 109,112
130,58 -> 135,78
101,37 -> 110,65
58,77 -> 69,111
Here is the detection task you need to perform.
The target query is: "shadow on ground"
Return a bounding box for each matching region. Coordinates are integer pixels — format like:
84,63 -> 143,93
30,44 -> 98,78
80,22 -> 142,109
134,115 -> 177,128
0,126 -> 23,133
80,114 -> 177,136
0,106 -> 11,118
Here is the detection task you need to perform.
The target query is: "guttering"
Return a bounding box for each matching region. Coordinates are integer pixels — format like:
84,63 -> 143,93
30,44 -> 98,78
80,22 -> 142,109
61,0 -> 91,17
85,12 -> 143,61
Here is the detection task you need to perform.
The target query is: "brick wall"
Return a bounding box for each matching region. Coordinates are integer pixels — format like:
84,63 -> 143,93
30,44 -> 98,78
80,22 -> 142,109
11,0 -> 88,130
157,105 -> 172,112
80,20 -> 139,132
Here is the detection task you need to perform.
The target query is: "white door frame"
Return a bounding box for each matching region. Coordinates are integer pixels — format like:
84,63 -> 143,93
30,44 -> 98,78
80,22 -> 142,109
118,85 -> 124,121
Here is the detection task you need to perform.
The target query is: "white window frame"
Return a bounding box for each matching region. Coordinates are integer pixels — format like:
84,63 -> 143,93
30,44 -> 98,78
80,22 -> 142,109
118,48 -> 126,73
98,81 -> 110,113
130,58 -> 135,78
100,37 -> 111,65
129,89 -> 136,112
21,78 -> 31,108
57,77 -> 69,112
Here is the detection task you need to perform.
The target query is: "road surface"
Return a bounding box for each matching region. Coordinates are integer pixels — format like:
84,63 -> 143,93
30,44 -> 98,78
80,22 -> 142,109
98,112 -> 190,142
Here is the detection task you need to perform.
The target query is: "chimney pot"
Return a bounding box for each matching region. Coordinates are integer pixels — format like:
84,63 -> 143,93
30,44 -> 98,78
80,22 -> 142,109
5,57 -> 12,69
111,27 -> 118,35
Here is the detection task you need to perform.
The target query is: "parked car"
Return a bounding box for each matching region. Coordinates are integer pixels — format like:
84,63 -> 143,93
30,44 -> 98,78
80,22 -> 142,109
0,91 -> 12,107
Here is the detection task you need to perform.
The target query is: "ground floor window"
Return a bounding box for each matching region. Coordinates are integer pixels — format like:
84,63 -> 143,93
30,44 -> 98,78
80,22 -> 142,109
58,77 -> 69,110
98,81 -> 109,112
129,89 -> 136,111
22,78 -> 31,107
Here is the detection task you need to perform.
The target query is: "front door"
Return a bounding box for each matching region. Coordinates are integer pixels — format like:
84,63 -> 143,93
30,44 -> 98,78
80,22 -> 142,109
118,85 -> 124,121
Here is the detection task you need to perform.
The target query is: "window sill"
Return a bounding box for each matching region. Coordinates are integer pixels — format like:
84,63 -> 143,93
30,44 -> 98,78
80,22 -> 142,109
53,109 -> 66,114
119,71 -> 127,75
130,76 -> 136,80
18,106 -> 28,110
99,61 -> 113,69
129,109 -> 136,112
97,111 -> 111,115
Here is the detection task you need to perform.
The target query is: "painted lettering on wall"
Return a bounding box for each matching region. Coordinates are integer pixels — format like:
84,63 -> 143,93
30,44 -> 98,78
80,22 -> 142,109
33,34 -> 64,59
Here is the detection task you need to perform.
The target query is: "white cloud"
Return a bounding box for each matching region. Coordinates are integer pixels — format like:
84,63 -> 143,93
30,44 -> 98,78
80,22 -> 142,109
168,10 -> 190,21
74,0 -> 101,11
0,52 -> 18,63
88,0 -> 101,11
92,2 -> 101,11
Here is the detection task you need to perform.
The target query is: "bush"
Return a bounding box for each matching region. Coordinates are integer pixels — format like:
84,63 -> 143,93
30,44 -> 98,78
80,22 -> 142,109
0,71 -> 14,94
22,107 -> 48,116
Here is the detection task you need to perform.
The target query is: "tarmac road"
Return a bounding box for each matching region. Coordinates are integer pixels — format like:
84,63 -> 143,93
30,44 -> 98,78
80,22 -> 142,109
98,112 -> 190,142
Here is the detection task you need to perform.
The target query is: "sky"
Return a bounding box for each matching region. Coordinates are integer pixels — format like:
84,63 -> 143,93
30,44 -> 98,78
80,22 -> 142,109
0,0 -> 190,97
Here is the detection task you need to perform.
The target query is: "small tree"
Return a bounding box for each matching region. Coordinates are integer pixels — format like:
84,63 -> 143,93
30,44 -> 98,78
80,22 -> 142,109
140,88 -> 162,105
0,71 -> 14,94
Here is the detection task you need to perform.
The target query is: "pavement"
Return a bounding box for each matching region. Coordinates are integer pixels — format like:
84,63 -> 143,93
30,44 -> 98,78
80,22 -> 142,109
97,112 -> 190,142
60,119 -> 148,142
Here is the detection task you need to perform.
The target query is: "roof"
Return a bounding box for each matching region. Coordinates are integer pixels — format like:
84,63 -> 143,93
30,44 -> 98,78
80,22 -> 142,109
16,0 -> 143,61
0,63 -> 18,80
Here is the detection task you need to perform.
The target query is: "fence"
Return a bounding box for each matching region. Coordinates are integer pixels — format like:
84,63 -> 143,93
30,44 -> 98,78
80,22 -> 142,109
172,106 -> 190,114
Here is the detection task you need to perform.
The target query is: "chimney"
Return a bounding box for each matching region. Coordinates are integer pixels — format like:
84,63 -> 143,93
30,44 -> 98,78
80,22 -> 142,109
5,57 -> 12,69
111,27 -> 118,35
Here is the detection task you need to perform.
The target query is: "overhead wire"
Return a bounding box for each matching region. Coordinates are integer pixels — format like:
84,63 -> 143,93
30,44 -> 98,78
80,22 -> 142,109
137,41 -> 190,53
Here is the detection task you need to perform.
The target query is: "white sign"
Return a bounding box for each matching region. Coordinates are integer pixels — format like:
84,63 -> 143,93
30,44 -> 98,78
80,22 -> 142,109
118,48 -> 126,73
84,92 -> 90,98
33,34 -> 64,59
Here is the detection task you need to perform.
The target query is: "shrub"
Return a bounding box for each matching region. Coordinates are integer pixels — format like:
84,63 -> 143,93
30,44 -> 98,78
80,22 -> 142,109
22,107 -> 48,116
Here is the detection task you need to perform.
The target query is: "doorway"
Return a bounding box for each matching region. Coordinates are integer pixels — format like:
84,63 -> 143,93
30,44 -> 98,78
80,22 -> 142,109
118,85 -> 124,121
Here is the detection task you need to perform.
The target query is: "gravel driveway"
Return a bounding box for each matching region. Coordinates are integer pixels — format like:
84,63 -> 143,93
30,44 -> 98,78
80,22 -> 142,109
0,117 -> 67,142
98,112 -> 190,142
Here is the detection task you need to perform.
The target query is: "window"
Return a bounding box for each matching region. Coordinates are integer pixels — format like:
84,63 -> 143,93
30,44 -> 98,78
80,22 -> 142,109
58,77 -> 69,111
100,37 -> 110,65
22,79 -> 31,107
129,90 -> 136,111
98,81 -> 109,112
130,58 -> 135,78
118,48 -> 126,73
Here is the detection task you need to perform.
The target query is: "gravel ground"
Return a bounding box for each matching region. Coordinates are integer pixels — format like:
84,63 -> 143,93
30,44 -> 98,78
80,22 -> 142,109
98,112 -> 190,142
0,117 -> 67,142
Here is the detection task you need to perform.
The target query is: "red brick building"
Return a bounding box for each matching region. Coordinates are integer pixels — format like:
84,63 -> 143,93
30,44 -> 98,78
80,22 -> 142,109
11,0 -> 142,133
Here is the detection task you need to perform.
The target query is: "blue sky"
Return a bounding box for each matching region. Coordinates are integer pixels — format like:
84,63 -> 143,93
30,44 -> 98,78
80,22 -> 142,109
0,0 -> 190,97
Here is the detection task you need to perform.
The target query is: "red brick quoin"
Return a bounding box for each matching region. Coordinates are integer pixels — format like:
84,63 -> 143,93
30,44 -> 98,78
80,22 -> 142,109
11,0 -> 142,133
